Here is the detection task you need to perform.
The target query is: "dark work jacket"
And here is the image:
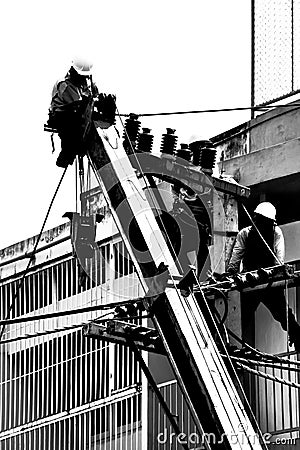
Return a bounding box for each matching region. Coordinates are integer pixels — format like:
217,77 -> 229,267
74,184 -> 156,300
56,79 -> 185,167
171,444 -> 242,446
228,225 -> 285,273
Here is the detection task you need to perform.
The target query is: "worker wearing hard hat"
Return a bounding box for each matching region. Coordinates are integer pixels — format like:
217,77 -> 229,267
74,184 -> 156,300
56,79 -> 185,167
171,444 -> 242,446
48,58 -> 99,168
228,202 -> 282,273
227,202 -> 300,351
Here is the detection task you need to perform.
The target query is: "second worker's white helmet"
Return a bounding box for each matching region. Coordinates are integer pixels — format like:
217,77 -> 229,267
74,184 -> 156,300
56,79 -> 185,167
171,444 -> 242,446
254,202 -> 276,221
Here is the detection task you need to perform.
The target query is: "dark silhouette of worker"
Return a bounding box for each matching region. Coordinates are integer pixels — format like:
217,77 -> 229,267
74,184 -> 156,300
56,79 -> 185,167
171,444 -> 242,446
48,58 -> 99,168
169,186 -> 211,296
227,202 -> 300,352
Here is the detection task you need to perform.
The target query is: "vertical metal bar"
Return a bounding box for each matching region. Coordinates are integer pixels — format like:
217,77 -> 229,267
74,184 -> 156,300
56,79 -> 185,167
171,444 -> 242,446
68,416 -> 71,450
251,0 -> 255,119
288,358 -> 293,431
114,401 -> 117,450
78,413 -> 81,450
98,406 -> 101,450
56,334 -> 60,416
73,415 -> 76,450
272,365 -> 276,432
109,403 -> 112,450
74,331 -> 78,409
292,0 -> 294,91
8,284 -> 13,431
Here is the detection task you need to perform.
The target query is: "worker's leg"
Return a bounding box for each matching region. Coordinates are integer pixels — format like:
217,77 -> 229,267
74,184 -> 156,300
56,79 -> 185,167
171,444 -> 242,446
197,243 -> 211,282
177,250 -> 197,296
56,112 -> 84,167
262,288 -> 300,350
241,291 -> 261,344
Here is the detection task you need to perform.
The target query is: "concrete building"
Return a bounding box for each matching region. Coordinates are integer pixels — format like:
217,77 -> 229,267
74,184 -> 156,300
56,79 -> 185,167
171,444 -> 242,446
0,179 -> 198,449
212,100 -> 300,445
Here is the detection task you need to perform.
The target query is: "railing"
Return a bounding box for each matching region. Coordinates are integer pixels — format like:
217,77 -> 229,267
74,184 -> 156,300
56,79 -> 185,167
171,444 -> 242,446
242,350 -> 300,443
0,237 -> 145,449
149,380 -> 198,450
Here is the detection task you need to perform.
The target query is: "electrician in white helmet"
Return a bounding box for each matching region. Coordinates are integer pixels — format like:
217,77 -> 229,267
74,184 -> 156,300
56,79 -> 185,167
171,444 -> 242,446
227,202 -> 300,352
48,58 -> 99,168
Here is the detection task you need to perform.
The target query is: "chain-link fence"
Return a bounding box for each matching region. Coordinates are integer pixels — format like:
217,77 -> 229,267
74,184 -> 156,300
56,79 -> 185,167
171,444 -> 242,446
252,0 -> 300,107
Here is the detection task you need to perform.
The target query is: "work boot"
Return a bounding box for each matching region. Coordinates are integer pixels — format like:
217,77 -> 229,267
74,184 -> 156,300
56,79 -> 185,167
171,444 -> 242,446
288,321 -> 300,352
56,153 -> 69,168
56,150 -> 76,168
289,333 -> 300,352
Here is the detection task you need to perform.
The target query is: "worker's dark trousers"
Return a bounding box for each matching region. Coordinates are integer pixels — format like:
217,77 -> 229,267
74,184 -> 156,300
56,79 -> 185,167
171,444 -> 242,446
178,244 -> 211,291
54,112 -> 85,168
242,287 -> 300,345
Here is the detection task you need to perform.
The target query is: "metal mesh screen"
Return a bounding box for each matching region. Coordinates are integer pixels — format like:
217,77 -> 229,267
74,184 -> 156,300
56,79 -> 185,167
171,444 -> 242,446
253,0 -> 300,106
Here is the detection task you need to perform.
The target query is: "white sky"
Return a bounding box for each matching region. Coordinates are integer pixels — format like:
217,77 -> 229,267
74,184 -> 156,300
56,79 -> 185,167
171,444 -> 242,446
0,0 -> 251,250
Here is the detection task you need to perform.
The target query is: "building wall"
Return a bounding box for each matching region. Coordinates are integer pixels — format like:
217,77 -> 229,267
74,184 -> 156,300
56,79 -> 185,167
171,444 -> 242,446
213,103 -> 300,443
0,235 -> 145,449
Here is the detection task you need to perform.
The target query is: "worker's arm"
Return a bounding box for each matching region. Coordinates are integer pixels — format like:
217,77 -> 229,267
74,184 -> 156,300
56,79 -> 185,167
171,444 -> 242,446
274,226 -> 285,264
227,228 -> 248,274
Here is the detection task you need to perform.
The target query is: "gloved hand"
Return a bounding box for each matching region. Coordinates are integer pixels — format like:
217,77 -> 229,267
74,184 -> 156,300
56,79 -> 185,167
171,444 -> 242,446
95,93 -> 117,124
227,267 -> 237,276
211,272 -> 232,282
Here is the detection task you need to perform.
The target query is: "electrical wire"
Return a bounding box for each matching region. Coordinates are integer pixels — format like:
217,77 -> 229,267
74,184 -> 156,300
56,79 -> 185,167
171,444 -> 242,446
118,103 -> 300,118
0,167 -> 68,342
227,328 -> 300,367
190,270 -> 268,449
235,361 -> 300,390
0,298 -> 145,327
205,286 -> 229,325
0,309 -> 149,345
222,354 -> 300,373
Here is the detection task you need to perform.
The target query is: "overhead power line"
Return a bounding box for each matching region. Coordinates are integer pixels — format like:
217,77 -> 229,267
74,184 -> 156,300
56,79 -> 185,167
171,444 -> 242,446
119,103 -> 300,118
236,361 -> 300,390
227,328 -> 300,367
0,298 -> 146,327
0,167 -> 68,342
223,354 -> 300,373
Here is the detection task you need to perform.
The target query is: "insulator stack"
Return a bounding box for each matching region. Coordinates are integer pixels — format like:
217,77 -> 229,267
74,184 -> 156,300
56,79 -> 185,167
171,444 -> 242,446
123,113 -> 141,152
189,139 -> 217,173
176,143 -> 191,162
137,128 -> 154,153
160,128 -> 178,155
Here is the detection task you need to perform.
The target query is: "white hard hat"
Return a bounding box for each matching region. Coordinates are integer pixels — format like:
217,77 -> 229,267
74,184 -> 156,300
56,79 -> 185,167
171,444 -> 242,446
71,58 -> 93,76
254,202 -> 276,221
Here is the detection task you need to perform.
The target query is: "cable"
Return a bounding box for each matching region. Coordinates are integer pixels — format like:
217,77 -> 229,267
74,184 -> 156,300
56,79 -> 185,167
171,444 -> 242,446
0,298 -> 145,327
206,287 -> 229,325
118,103 -> 300,118
190,270 -> 268,449
222,354 -> 300,373
235,361 -> 300,390
0,319 -> 94,346
0,167 -> 68,342
227,328 -> 300,367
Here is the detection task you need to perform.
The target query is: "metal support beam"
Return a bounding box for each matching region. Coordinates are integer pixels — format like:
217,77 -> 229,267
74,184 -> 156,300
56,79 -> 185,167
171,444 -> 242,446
83,321 -> 165,355
126,335 -> 190,450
